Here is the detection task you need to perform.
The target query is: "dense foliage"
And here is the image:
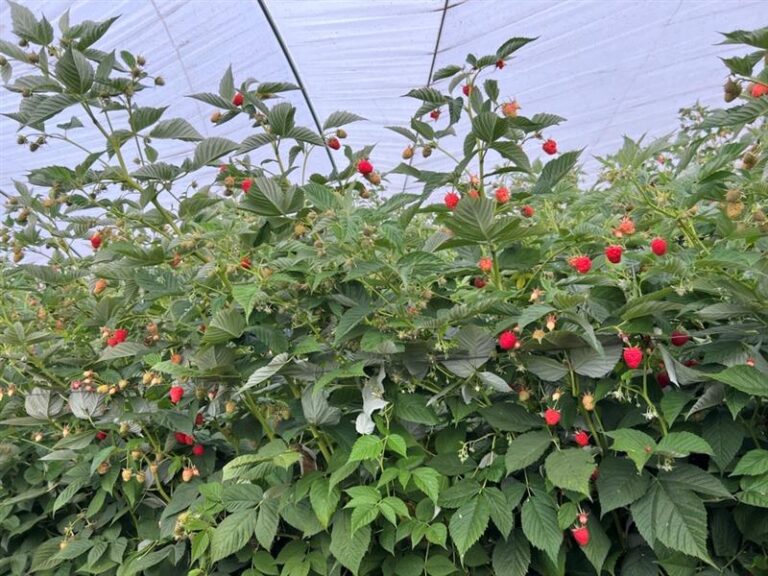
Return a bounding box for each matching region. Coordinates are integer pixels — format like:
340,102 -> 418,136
1,4 -> 768,575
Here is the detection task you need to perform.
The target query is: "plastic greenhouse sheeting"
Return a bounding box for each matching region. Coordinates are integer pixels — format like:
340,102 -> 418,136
1,0 -> 767,198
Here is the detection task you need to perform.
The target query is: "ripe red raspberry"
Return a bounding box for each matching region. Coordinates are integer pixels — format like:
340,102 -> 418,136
604,245 -> 623,264
192,444 -> 205,456
494,187 -> 510,204
683,359 -> 699,368
623,346 -> 643,369
169,386 -> 184,404
657,371 -> 670,388
650,237 -> 667,256
240,256 -> 251,270
496,59 -> 505,69
241,179 -> 252,193
478,257 -> 493,273
232,92 -> 244,106
670,330 -> 689,347
574,430 -> 590,447
195,412 -> 204,427
327,137 -> 340,150
90,233 -> 102,250
114,328 -> 128,343
444,192 -> 460,210
498,330 -> 517,350
750,83 -> 768,98
571,526 -> 590,547
462,84 -> 472,97
473,277 -> 486,289
174,432 -> 195,446
544,408 -> 561,426
542,139 -> 557,155
521,205 -> 534,218
107,336 -> 119,347
569,255 -> 592,274
95,431 -> 107,441
357,159 -> 374,175
430,109 -> 441,121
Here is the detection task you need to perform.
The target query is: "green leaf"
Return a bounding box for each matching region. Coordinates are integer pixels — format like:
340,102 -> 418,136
496,37 -> 537,59
631,482 -> 711,563
240,177 -> 304,217
23,93 -> 80,126
405,87 -> 447,104
596,456 -> 650,515
483,488 -> 515,539
255,497 -> 280,549
525,356 -> 568,382
702,411 -> 743,470
97,342 -> 149,362
505,429 -> 552,473
192,137 -> 239,168
218,65 -> 234,99
472,112 -> 506,142
55,48 -> 94,94
448,495 -> 490,559
128,106 -> 167,132
149,118 -> 203,141
240,353 -> 290,394
287,125 -> 324,146
491,529 -> 531,576
659,464 -> 732,500
8,1 -> 53,45
570,344 -> 622,378
348,435 -> 384,462
544,448 -> 596,496
443,196 -> 495,242
202,308 -> 245,345
413,467 -> 441,504
711,365 -> 768,396
492,141 -> 531,173
221,483 -> 263,512
334,304 -> 372,345
655,432 -> 713,459
310,478 -> 340,528
322,110 -> 366,130
302,387 -> 341,427
731,449 -> 768,476
432,64 -> 463,82
210,510 -> 258,562
329,511 -> 370,575
267,102 -> 296,136
386,434 -> 408,457
532,150 -> 580,194
720,27 -> 768,49
521,492 -> 561,564
605,429 -> 657,472
580,516 -> 612,575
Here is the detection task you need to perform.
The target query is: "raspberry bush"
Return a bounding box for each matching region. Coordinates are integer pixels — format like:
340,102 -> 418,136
1,5 -> 768,576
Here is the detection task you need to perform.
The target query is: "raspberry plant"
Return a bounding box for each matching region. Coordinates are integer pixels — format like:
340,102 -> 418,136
1,4 -> 768,576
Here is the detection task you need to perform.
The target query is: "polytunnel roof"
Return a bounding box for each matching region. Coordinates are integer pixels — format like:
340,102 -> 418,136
1,0 -> 767,197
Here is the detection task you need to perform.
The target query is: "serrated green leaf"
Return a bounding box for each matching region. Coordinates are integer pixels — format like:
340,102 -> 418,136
606,429 -> 657,472
505,429 -> 552,473
491,529 -> 530,576
210,510 -> 258,562
448,495 -> 490,558
655,432 -> 713,459
521,492 -> 561,564
596,456 -> 650,515
544,448 -> 596,495
149,118 -> 203,141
